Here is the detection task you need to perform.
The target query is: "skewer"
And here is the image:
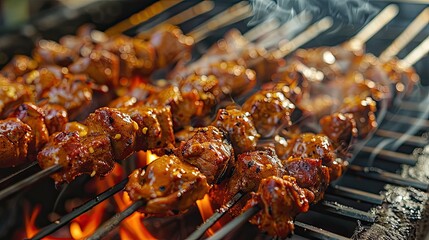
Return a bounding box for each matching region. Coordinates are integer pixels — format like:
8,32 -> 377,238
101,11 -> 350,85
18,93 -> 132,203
400,35 -> 429,68
348,165 -> 428,191
0,162 -> 38,186
294,221 -> 350,240
359,146 -> 417,165
104,0 -> 183,36
379,7 -> 429,62
385,112 -> 429,128
326,185 -> 383,205
314,201 -> 376,223
375,129 -> 428,147
0,164 -> 62,200
31,178 -> 128,240
272,16 -> 333,58
185,192 -> 244,240
87,200 -> 146,240
243,18 -> 280,42
188,1 -> 253,42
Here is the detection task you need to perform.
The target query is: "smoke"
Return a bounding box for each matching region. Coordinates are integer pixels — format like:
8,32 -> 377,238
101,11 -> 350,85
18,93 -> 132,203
249,0 -> 378,26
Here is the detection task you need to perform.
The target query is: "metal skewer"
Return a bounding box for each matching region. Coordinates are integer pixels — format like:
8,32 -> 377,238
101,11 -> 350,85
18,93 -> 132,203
0,162 -> 38,186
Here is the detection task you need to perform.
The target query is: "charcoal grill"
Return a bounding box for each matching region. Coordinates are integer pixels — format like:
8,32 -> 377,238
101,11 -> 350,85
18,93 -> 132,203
1,1 -> 429,239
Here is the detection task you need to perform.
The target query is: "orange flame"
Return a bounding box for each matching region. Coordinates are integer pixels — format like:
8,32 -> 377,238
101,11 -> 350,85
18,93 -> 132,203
196,194 -> 222,236
24,205 -> 64,239
146,150 -> 159,165
69,201 -> 107,239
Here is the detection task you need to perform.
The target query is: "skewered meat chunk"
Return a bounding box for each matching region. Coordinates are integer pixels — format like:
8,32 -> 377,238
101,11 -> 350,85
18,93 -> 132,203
242,176 -> 309,238
242,90 -> 295,138
150,25 -> 193,68
177,126 -> 234,184
108,96 -> 138,109
9,103 -> 49,160
69,50 -> 120,87
120,105 -> 174,151
146,86 -> 201,130
328,158 -> 348,182
284,157 -> 330,203
39,103 -> 68,135
83,107 -> 138,160
0,77 -> 34,118
284,133 -> 336,166
319,112 -> 357,157
178,74 -> 221,116
33,40 -> 78,67
0,118 -> 32,167
211,108 -> 260,154
38,132 -> 114,184
125,155 -> 209,215
42,74 -> 92,119
339,96 -> 377,139
22,68 -> 61,99
1,55 -> 38,79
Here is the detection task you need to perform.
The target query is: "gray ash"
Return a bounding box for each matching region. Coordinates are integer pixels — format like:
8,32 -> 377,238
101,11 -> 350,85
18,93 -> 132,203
401,146 -> 429,184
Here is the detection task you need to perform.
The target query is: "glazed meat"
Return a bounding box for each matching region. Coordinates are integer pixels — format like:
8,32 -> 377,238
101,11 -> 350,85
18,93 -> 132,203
69,50 -> 120,87
9,103 -> 49,160
125,155 -> 209,215
1,55 -> 38,79
33,39 -> 78,67
42,74 -> 93,119
339,96 -> 377,139
22,68 -> 61,99
319,112 -> 357,157
284,133 -> 336,166
211,108 -> 260,154
0,77 -> 34,118
284,157 -> 330,203
242,90 -> 295,138
39,103 -> 69,135
83,107 -> 138,160
120,105 -> 175,151
0,118 -> 32,167
177,126 -> 234,184
242,176 -> 309,237
38,131 -> 114,184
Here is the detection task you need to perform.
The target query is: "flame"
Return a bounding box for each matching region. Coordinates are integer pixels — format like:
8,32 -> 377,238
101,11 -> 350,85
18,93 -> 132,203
196,194 -> 222,236
24,205 -> 63,239
146,150 -> 159,165
69,201 -> 107,239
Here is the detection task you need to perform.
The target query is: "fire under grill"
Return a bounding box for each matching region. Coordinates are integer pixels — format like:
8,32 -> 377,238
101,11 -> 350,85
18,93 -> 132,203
1,0 -> 429,239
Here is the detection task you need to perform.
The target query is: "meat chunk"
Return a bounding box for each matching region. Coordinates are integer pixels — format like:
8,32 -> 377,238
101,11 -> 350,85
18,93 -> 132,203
211,108 -> 260,154
39,103 -> 68,135
84,107 -> 138,160
0,77 -> 34,118
22,68 -> 60,99
242,176 -> 309,237
33,39 -> 77,66
284,157 -> 330,203
120,105 -> 174,151
319,112 -> 357,157
339,96 -> 377,139
284,133 -> 336,166
177,126 -> 234,184
242,90 -> 295,138
38,132 -> 114,184
0,118 -> 32,167
1,55 -> 38,79
125,155 -> 209,215
9,103 -> 49,160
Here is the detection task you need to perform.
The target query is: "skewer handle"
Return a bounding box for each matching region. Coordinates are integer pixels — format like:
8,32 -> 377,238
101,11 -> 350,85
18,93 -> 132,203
87,200 -> 145,240
380,7 -> 429,62
400,35 -> 429,68
351,4 -> 399,44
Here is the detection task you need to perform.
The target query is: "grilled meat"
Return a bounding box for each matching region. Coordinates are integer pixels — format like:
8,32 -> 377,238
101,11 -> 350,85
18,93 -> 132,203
339,96 -> 377,139
0,118 -> 32,167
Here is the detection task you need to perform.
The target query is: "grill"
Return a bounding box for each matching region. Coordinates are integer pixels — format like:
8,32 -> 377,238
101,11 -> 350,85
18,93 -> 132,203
1,1 -> 429,239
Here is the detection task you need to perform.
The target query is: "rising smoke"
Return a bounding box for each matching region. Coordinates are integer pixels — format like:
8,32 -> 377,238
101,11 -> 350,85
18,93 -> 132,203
249,0 -> 379,26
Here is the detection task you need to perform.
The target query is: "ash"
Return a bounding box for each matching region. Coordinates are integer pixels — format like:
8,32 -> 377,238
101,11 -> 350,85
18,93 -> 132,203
401,146 -> 429,184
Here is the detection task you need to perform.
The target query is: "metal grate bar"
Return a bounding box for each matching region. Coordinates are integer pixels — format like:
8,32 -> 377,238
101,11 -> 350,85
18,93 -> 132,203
360,146 -> 417,165
326,185 -> 383,205
312,201 -> 376,223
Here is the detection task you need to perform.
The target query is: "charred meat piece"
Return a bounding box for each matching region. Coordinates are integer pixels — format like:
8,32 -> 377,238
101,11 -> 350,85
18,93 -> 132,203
284,157 -> 330,203
69,50 -> 120,87
42,74 -> 92,119
125,155 -> 209,215
243,176 -> 309,238
9,103 -> 49,160
33,40 -> 77,66
120,105 -> 174,151
0,118 -> 32,167
1,55 -> 38,79
84,107 -> 138,160
38,132 -> 114,184
108,96 -> 138,109
150,25 -> 193,68
328,158 -> 348,182
177,126 -> 234,184
179,74 -> 221,116
242,90 -> 295,138
284,133 -> 336,166
0,76 -> 34,118
39,103 -> 69,135
22,68 -> 60,99
319,112 -> 357,157
339,96 -> 377,139
146,86 -> 201,130
211,108 -> 260,154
